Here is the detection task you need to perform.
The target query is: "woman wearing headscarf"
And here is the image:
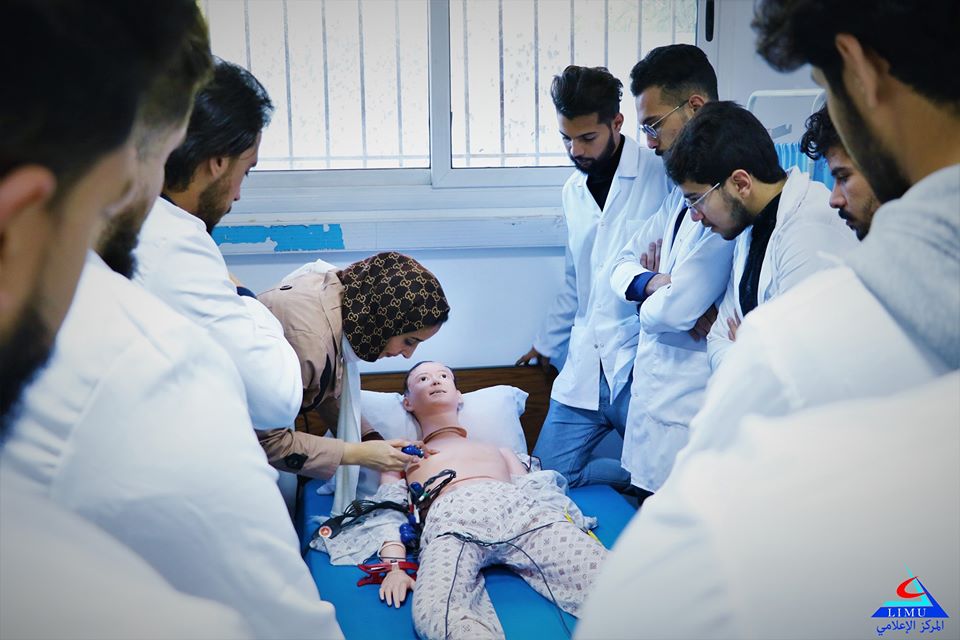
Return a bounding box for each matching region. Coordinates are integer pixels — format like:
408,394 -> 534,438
257,252 -> 449,512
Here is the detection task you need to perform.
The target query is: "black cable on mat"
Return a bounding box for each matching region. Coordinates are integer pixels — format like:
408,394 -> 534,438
437,520 -> 573,638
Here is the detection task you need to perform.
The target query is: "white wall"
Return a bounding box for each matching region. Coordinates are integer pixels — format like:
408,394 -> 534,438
226,246 -> 565,375
700,0 -> 820,143
701,0 -> 818,104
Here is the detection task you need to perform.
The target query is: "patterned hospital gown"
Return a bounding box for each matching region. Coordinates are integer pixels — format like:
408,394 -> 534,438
316,470 -> 606,639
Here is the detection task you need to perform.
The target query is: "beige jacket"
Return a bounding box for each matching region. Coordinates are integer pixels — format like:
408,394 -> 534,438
256,270 -> 348,478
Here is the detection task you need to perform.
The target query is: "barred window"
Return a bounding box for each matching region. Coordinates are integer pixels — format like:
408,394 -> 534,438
202,0 -> 696,173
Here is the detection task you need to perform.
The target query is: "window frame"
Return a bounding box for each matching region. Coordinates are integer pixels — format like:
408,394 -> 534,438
428,0 -> 572,189
233,0 -> 598,211
223,0 -> 705,244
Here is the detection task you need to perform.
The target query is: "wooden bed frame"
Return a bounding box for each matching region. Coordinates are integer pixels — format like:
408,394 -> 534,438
360,365 -> 557,453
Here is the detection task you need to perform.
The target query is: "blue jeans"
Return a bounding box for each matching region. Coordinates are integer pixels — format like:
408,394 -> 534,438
533,373 -> 631,491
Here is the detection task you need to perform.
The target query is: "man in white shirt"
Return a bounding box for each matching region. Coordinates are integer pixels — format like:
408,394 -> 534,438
516,65 -> 668,490
134,59 -> 302,432
666,0 -> 959,461
577,373 -> 960,639
0,2 -> 254,637
5,252 -> 344,640
609,45 -> 735,493
1,468 -> 252,640
2,13 -> 344,639
799,106 -> 880,241
663,101 -> 857,371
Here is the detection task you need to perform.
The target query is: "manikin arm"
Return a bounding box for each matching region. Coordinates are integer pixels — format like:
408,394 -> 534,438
376,469 -> 415,607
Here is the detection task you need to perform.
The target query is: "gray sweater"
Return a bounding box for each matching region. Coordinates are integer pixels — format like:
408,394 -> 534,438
848,164 -> 960,369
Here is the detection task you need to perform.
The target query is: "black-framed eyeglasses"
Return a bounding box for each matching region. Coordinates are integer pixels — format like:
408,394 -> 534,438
641,102 -> 686,139
683,182 -> 721,213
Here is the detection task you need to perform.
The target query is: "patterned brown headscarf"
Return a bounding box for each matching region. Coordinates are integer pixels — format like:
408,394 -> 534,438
337,252 -> 450,362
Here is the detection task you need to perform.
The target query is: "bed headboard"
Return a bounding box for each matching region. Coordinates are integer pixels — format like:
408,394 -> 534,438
360,365 -> 556,453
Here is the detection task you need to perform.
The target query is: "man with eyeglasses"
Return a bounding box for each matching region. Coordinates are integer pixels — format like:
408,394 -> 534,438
607,44 -> 735,495
517,66 -> 668,494
664,101 -> 857,372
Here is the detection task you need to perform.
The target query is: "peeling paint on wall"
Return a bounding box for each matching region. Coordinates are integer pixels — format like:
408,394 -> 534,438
213,224 -> 346,252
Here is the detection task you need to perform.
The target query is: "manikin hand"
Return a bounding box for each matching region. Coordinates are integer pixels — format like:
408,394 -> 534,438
688,304 -> 718,342
727,310 -> 742,341
343,440 -> 419,472
515,346 -> 551,372
640,238 -> 663,272
379,568 -> 415,608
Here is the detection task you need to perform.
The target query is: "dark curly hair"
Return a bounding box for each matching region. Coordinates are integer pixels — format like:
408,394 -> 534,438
799,106 -> 843,160
550,65 -> 623,124
665,101 -> 786,187
164,58 -> 273,191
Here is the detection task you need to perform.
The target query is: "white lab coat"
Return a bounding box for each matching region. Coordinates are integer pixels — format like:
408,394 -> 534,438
675,165 -> 956,466
0,467 -> 253,640
535,135 -> 669,410
679,265 -> 950,464
2,253 -> 344,640
576,372 -> 960,640
610,187 -> 735,491
708,167 -> 858,370
672,165 -> 960,469
677,275 -> 949,470
135,197 -> 302,429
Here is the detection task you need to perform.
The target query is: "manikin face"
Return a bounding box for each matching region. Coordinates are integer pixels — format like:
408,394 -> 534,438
379,323 -> 442,360
825,146 -> 880,240
682,178 -> 754,241
195,132 -> 261,233
558,112 -> 623,175
0,144 -> 135,426
635,86 -> 692,156
96,120 -> 189,277
402,361 -> 462,416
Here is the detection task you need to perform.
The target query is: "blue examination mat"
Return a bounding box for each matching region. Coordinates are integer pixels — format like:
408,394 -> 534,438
296,479 -> 636,639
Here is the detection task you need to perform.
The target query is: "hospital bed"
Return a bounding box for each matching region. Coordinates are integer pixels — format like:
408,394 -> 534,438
295,365 -> 637,639
297,482 -> 635,639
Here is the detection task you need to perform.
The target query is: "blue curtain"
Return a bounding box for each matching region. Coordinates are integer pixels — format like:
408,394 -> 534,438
775,142 -> 834,190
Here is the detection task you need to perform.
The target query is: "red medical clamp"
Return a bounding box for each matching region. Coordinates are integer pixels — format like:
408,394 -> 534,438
356,561 -> 419,587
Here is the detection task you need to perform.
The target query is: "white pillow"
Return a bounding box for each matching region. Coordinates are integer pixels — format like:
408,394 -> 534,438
355,385 -> 529,498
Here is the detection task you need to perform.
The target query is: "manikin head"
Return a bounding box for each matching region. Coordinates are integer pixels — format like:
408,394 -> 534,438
162,59 -> 273,233
629,44 -> 719,156
402,361 -> 462,425
800,106 -> 879,240
551,65 -> 625,177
